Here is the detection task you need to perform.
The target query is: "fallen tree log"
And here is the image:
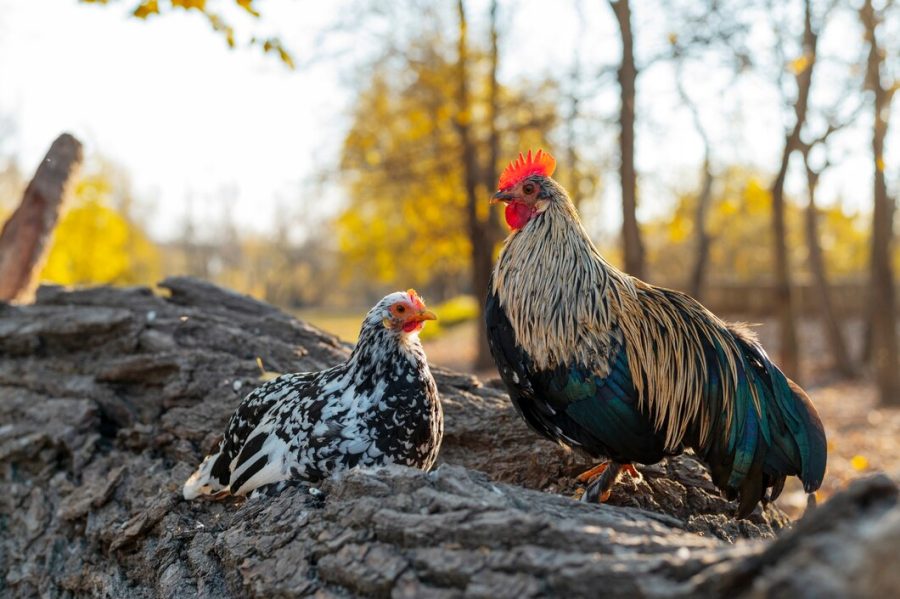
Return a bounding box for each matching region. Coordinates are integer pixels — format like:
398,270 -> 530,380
1,278 -> 896,597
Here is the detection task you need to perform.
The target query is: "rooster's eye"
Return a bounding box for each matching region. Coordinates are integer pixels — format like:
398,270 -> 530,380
396,305 -> 405,313
523,183 -> 535,194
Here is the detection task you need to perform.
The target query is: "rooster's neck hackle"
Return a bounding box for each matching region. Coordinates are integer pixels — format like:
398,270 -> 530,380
493,185 -> 633,376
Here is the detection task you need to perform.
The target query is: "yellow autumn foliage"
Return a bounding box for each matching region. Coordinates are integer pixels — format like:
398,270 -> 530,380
850,455 -> 869,471
643,166 -> 869,284
336,47 -> 558,294
789,54 -> 811,75
39,172 -> 162,287
80,0 -> 288,66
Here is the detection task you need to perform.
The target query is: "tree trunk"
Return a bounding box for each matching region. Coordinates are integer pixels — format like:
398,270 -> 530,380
861,0 -> 900,405
454,0 -> 495,371
802,155 -> 856,378
770,147 -> 801,380
565,100 -> 581,208
768,0 -> 817,381
674,64 -> 714,301
0,133 -> 83,301
2,277 -> 899,597
688,155 -> 713,300
479,0 -> 504,370
486,0 -> 500,196
564,5 -> 585,210
454,0 -> 503,371
610,0 -> 644,278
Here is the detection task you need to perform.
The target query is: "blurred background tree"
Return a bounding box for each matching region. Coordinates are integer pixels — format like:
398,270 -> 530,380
40,166 -> 162,286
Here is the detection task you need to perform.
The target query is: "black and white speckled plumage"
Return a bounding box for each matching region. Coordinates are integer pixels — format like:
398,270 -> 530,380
183,292 -> 442,499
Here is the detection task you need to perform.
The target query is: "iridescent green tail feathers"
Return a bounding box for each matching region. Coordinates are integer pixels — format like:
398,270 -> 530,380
698,331 -> 827,518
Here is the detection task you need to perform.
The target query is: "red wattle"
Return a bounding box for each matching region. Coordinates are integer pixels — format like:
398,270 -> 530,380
403,320 -> 424,333
505,202 -> 535,230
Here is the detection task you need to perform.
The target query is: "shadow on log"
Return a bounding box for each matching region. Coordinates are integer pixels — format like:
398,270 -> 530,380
1,278 -> 896,597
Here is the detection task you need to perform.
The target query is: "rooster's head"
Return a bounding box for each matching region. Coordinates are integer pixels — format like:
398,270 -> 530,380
491,149 -> 560,231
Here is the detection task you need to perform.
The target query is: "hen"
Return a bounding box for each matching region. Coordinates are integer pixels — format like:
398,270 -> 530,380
183,290 -> 442,499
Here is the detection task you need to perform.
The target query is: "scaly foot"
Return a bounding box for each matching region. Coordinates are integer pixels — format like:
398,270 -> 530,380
580,462 -> 642,503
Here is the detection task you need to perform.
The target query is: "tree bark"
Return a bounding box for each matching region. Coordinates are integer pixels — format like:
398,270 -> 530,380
802,152 -> 856,378
1,278 -> 898,597
861,0 -> 900,405
0,133 -> 83,301
768,0 -> 817,381
610,0 -> 645,279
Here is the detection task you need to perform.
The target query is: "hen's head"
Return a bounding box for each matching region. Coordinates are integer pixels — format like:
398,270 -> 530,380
370,289 -> 437,336
491,149 -> 566,231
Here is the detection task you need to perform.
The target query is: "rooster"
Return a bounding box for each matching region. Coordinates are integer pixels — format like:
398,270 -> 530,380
183,290 -> 442,500
486,150 -> 826,518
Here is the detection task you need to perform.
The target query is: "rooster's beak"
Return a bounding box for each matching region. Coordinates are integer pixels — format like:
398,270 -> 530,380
491,191 -> 516,205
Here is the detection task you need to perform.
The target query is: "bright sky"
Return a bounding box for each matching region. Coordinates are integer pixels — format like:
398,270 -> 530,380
0,0 -> 894,242
0,0 -> 351,241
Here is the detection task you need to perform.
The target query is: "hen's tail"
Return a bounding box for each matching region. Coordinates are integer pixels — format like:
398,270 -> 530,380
183,452 -> 230,500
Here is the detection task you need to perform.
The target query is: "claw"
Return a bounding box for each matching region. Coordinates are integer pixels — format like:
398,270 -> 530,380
622,463 -> 642,482
201,489 -> 232,501
580,462 -> 641,504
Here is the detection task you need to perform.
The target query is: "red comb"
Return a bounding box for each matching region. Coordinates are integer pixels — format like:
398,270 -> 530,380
498,149 -> 556,191
407,288 -> 426,309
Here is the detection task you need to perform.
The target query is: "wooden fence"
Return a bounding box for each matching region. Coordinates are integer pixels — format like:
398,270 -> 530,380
672,280 -> 871,317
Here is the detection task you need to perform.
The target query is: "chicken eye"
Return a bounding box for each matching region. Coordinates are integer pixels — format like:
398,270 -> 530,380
523,183 -> 535,194
396,305 -> 406,314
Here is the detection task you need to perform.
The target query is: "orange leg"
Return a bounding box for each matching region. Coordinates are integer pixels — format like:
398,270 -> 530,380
576,462 -> 610,483
579,462 -> 642,504
577,462 -> 642,483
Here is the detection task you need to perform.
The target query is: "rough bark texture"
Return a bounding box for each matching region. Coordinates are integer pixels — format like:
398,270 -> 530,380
0,133 -> 83,302
2,278 -> 898,598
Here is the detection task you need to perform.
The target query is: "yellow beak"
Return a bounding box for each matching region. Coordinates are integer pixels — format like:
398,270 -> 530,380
416,309 -> 437,322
